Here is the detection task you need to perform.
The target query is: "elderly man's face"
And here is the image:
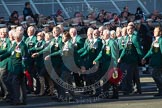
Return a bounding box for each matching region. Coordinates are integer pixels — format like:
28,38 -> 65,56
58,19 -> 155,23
69,28 -> 77,37
154,27 -> 161,37
53,28 -> 60,37
27,28 -> 35,36
1,28 -> 8,38
103,30 -> 109,40
127,26 -> 134,35
37,32 -> 44,41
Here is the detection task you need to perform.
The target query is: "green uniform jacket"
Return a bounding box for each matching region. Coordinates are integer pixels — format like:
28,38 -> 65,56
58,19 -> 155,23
25,36 -> 37,50
94,39 -> 118,72
38,36 -> 63,65
143,36 -> 162,68
119,33 -> 143,64
47,40 -> 80,72
80,38 -> 103,68
117,36 -> 127,54
0,38 -> 11,68
29,40 -> 46,68
78,38 -> 90,54
72,35 -> 85,66
0,41 -> 29,74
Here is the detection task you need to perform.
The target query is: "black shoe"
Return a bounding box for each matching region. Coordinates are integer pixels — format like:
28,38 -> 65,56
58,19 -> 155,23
68,98 -> 76,102
10,102 -> 26,105
3,96 -> 7,100
20,102 -> 27,105
110,95 -> 119,99
134,91 -> 142,94
37,93 -> 45,96
51,96 -> 59,100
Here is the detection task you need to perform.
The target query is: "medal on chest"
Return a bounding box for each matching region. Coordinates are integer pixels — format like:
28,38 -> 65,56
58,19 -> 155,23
121,39 -> 125,47
106,46 -> 110,54
28,41 -> 34,48
127,40 -> 132,50
14,46 -> 21,58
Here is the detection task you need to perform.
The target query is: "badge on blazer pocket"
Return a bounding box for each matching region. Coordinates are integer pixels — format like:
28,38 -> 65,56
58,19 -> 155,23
16,52 -> 21,58
15,48 -> 21,58
106,46 -> 110,54
28,42 -> 34,48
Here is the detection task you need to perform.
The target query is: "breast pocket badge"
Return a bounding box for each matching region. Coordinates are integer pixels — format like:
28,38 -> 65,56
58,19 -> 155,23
15,48 -> 21,58
28,42 -> 34,48
106,46 -> 110,54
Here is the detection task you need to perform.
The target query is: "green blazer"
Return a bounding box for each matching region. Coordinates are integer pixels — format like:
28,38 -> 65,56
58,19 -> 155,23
48,40 -> 80,72
78,38 -> 90,54
29,40 -> 45,53
29,40 -> 46,68
117,36 -> 127,54
0,38 -> 11,68
94,39 -> 118,72
80,38 -> 103,68
38,36 -> 63,65
71,35 -> 85,66
119,33 -> 143,64
143,36 -> 162,68
0,41 -> 29,74
25,36 -> 37,49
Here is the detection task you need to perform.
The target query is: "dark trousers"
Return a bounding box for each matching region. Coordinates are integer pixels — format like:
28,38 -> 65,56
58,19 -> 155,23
39,67 -> 54,95
120,63 -> 140,93
58,65 -> 75,100
152,68 -> 162,94
0,68 -> 9,97
7,73 -> 26,103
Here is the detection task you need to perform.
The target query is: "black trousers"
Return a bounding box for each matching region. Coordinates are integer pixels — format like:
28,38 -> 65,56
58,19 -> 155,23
7,73 -> 26,103
0,68 -> 9,97
152,67 -> 162,94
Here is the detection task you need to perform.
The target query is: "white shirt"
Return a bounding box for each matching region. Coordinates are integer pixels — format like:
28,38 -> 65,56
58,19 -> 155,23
55,37 -> 58,42
1,38 -> 6,42
63,41 -> 69,51
29,36 -> 33,41
16,40 -> 22,46
105,39 -> 110,45
72,35 -> 77,44
93,38 -> 98,44
155,36 -> 160,42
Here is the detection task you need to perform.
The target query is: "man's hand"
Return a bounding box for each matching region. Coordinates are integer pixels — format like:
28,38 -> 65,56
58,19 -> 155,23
81,66 -> 86,73
31,53 -> 39,58
141,58 -> 146,65
93,61 -> 97,65
117,58 -> 121,63
44,55 -> 50,60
